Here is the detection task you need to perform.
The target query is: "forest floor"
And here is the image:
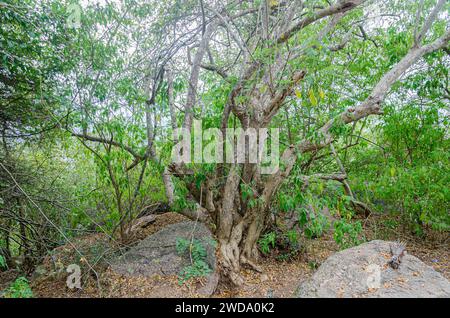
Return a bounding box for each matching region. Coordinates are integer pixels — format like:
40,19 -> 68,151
12,212 -> 449,298
215,213 -> 450,298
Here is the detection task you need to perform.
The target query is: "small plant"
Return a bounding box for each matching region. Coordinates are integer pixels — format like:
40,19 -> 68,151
302,209 -> 329,239
308,260 -> 319,270
3,277 -> 33,298
176,238 -> 212,285
383,219 -> 399,230
258,232 -> 276,255
259,229 -> 303,261
333,219 -> 364,249
286,229 -> 299,246
0,255 -> 7,270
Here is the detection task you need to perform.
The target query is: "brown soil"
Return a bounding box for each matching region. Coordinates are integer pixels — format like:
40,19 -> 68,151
215,237 -> 339,298
13,212 -> 450,298
0,269 -> 20,291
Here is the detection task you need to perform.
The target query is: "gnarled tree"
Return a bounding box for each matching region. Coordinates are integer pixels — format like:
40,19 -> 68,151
163,0 -> 449,285
57,0 -> 449,285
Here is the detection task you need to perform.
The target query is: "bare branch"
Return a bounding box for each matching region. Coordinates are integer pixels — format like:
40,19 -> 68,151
183,23 -> 216,130
276,0 -> 365,44
71,132 -> 144,161
415,0 -> 446,46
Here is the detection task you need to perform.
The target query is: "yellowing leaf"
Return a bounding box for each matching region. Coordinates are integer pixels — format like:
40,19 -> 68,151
319,88 -> 325,100
295,89 -> 302,99
318,182 -> 324,194
269,0 -> 279,7
309,89 -> 318,106
419,212 -> 426,222
259,84 -> 268,94
390,167 -> 396,177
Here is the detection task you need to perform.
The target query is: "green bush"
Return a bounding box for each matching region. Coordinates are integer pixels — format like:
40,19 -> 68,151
176,238 -> 213,284
333,219 -> 364,249
348,102 -> 449,235
258,232 -> 276,255
3,277 -> 33,298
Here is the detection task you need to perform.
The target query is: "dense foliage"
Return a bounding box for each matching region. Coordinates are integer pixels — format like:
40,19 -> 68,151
0,0 -> 448,291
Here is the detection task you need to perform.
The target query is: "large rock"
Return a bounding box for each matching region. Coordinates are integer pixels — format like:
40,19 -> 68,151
296,240 -> 450,298
111,221 -> 218,296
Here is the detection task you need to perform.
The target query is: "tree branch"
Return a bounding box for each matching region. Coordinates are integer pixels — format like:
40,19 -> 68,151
276,0 -> 365,44
71,132 -> 144,161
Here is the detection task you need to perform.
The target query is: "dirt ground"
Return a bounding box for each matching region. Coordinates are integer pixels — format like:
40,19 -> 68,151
215,237 -> 338,298
6,212 -> 448,298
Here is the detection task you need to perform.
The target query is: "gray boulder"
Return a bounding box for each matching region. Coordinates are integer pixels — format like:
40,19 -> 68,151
112,221 -> 218,296
296,240 -> 450,298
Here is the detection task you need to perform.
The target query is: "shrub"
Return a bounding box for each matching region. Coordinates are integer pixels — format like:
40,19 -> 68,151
258,232 -> 276,255
176,238 -> 213,284
3,277 -> 33,298
333,219 -> 364,249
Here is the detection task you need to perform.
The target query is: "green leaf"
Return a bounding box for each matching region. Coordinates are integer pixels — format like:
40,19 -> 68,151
309,89 -> 318,106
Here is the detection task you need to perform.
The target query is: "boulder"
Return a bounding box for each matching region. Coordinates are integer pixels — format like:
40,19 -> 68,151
111,221 -> 218,296
296,240 -> 450,298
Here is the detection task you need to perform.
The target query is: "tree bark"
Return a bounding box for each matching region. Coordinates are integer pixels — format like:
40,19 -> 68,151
166,1 -> 450,286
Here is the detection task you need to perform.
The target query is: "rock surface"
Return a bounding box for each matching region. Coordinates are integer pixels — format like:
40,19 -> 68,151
296,240 -> 450,298
111,221 -> 218,296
